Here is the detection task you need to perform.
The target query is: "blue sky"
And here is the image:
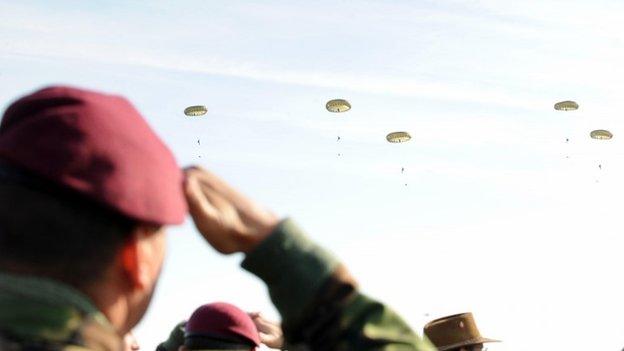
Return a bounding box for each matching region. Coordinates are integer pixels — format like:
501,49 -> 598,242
2,1 -> 624,350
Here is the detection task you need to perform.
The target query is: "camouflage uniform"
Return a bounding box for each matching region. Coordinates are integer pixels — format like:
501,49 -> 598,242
160,219 -> 435,351
0,273 -> 121,351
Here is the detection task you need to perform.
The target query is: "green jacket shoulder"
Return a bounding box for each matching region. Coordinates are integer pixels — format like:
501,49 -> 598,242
241,219 -> 435,351
0,273 -> 121,351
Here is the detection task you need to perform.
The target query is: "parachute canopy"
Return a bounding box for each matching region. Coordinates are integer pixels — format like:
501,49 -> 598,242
184,105 -> 208,116
554,101 -> 579,111
590,129 -> 613,140
326,99 -> 351,113
386,131 -> 411,143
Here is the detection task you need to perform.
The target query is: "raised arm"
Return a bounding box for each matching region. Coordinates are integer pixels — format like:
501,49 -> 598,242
184,167 -> 434,351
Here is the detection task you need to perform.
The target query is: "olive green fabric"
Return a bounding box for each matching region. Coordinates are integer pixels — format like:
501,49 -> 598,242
241,219 -> 435,351
156,321 -> 185,351
0,272 -> 121,350
241,219 -> 339,329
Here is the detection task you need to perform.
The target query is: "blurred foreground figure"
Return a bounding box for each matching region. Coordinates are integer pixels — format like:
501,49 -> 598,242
0,86 -> 434,351
424,313 -> 499,351
0,86 -> 186,350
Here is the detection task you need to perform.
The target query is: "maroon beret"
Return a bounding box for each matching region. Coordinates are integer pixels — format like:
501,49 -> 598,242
0,86 -> 186,225
186,302 -> 260,347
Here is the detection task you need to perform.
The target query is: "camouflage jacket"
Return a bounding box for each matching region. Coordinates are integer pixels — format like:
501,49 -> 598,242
160,219 -> 435,351
0,272 -> 121,351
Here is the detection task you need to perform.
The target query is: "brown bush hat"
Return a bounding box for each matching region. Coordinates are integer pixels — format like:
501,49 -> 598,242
424,313 -> 499,351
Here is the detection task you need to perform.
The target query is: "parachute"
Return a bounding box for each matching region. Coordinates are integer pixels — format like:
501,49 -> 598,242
386,131 -> 411,143
554,101 -> 579,111
590,129 -> 613,140
184,105 -> 208,116
326,99 -> 351,113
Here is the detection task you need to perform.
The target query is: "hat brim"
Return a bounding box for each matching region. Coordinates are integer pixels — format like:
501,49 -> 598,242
437,337 -> 500,351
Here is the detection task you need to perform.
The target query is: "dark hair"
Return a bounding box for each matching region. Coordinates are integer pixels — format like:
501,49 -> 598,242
0,163 -> 135,289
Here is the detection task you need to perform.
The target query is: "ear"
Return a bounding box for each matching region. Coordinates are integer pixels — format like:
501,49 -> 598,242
120,225 -> 164,290
120,232 -> 143,289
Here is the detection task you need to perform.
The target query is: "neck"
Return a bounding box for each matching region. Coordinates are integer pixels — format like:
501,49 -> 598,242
83,275 -> 131,335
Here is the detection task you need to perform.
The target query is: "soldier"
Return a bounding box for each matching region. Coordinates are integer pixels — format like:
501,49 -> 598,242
183,302 -> 261,351
423,313 -> 499,351
0,86 -> 434,351
0,86 -> 187,350
182,167 -> 434,350
157,306 -> 284,351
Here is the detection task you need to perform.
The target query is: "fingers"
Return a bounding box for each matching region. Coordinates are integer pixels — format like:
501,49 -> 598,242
247,312 -> 284,348
184,168 -> 247,254
253,316 -> 282,335
251,314 -> 269,330
184,166 -> 278,253
185,166 -> 279,235
186,167 -> 267,219
184,171 -> 220,222
185,167 -> 247,203
258,332 -> 275,345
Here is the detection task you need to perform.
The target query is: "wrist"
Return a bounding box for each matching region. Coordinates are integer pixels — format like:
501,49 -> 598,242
239,220 -> 279,253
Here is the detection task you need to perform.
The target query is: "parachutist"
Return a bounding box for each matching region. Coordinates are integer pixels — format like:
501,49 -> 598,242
184,105 -> 207,116
599,164 -> 602,170
337,136 -> 341,142
326,99 -> 351,113
401,167 -> 404,173
197,139 -> 200,145
387,131 -> 411,143
591,130 -> 613,140
554,100 -> 579,111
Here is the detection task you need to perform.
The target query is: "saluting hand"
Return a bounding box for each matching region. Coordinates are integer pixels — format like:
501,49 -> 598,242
249,312 -> 285,349
184,166 -> 279,254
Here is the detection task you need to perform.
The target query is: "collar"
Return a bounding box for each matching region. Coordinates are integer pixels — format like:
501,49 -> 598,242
0,272 -> 121,350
